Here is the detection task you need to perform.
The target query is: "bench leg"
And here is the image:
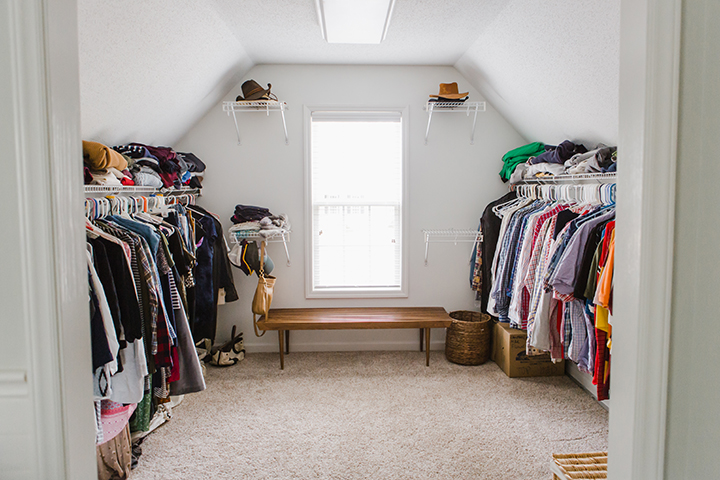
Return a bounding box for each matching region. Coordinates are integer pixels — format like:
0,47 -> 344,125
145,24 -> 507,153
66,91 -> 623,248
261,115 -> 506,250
285,330 -> 290,354
425,328 -> 430,366
419,328 -> 424,352
278,330 -> 285,370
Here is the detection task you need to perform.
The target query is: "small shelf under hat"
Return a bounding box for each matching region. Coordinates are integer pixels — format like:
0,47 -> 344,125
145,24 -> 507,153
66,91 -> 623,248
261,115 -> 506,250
423,100 -> 486,145
222,100 -> 290,146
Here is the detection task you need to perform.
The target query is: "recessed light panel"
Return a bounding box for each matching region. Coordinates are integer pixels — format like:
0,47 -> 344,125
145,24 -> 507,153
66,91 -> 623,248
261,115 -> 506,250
316,0 -> 396,44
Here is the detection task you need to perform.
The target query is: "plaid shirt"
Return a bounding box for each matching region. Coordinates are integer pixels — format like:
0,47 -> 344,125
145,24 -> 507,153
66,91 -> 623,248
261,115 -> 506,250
509,204 -> 567,328
526,220 -> 555,346
493,202 -> 543,321
524,217 -> 557,332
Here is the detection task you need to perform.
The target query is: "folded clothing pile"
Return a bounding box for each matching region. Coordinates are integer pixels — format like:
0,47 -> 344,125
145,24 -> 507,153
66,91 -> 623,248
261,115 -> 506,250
82,140 -> 207,189
229,204 -> 291,239
502,140 -> 618,183
83,141 -> 133,186
228,204 -> 290,271
230,204 -> 272,224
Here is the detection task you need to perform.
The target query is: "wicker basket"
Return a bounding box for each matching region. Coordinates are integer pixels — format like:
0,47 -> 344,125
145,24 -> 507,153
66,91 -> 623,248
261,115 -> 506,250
552,452 -> 608,479
444,310 -> 492,365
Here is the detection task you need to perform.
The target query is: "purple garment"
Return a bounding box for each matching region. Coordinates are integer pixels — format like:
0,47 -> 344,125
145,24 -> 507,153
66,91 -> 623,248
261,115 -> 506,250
529,140 -> 587,165
549,210 -> 616,295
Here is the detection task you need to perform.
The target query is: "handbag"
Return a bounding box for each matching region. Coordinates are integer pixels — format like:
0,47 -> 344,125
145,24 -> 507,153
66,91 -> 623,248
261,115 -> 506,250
252,241 -> 275,337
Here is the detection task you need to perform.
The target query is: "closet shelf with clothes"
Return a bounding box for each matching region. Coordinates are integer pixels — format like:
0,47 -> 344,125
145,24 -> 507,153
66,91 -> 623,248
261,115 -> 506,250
501,140 -> 617,183
228,204 -> 291,265
422,229 -> 482,266
83,141 -> 207,190
473,179 -> 616,401
222,100 -> 289,145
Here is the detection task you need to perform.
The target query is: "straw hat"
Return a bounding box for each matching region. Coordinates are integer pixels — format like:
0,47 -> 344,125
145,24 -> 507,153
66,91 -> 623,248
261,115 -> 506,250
429,82 -> 468,100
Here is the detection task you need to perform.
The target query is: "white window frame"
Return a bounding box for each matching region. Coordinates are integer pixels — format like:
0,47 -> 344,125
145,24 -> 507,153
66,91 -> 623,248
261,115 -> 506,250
304,105 -> 409,298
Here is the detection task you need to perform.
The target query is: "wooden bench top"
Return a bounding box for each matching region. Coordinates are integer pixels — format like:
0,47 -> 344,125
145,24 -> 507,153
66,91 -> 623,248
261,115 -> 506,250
257,307 -> 452,331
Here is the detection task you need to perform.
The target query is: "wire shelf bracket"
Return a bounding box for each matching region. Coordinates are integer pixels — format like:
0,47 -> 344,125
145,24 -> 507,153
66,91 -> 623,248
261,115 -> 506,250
222,101 -> 289,146
422,229 -> 482,266
423,101 -> 486,145
230,230 -> 291,266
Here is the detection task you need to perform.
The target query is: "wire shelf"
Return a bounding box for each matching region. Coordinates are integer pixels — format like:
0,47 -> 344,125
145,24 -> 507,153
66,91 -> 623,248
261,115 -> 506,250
423,101 -> 486,111
423,101 -> 486,145
230,230 -> 291,266
222,100 -> 289,145
512,172 -> 616,185
222,100 -> 288,111
422,229 -> 482,266
84,186 -> 202,196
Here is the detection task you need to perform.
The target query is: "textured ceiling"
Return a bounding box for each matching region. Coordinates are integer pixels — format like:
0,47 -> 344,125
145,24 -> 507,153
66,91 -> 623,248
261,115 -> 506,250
78,0 -> 252,146
77,0 -> 620,148
455,0 -> 620,146
209,0 -> 508,65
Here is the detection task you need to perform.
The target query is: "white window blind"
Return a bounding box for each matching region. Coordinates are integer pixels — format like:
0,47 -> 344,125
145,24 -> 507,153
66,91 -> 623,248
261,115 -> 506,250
310,110 -> 404,293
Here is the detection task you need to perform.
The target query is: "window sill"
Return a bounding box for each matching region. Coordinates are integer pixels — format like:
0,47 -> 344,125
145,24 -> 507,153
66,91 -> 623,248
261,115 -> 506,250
306,287 -> 408,299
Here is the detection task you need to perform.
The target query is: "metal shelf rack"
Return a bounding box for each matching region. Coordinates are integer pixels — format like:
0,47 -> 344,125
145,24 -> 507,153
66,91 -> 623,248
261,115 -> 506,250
222,100 -> 289,146
512,172 -> 617,185
230,230 -> 291,266
422,228 -> 482,266
423,101 -> 486,145
84,186 -> 202,196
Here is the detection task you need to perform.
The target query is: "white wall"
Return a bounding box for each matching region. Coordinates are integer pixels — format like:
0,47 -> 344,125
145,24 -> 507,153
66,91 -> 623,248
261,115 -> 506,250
664,0 -> 720,477
176,64 -> 525,352
455,0 -> 620,146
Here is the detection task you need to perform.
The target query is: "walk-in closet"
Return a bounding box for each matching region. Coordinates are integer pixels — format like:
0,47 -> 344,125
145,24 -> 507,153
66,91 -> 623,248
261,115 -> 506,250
2,0 -> 719,479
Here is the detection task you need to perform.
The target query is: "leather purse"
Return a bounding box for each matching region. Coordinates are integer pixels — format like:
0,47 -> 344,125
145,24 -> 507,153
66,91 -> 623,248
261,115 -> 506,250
252,241 -> 275,337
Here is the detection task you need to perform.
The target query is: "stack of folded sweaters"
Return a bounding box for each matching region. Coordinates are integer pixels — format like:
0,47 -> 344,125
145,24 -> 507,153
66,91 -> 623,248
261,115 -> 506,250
228,204 -> 290,240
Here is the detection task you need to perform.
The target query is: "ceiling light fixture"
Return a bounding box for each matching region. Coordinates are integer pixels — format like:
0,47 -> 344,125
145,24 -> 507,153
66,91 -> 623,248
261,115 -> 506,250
315,0 -> 397,44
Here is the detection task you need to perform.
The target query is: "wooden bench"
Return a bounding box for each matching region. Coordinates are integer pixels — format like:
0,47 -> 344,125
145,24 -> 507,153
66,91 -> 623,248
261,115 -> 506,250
256,307 -> 452,369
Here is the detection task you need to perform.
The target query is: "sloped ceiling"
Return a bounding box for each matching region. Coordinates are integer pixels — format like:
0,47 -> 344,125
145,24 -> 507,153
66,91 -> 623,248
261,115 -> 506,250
78,0 -> 252,146
78,0 -> 619,148
455,0 -> 620,146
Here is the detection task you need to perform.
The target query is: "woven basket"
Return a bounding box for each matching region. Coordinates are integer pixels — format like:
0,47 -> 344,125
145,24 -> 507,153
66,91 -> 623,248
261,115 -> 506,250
444,310 -> 492,365
552,452 -> 608,479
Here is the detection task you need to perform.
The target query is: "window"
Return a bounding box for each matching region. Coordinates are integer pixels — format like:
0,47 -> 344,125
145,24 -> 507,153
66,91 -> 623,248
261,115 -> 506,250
305,107 -> 407,297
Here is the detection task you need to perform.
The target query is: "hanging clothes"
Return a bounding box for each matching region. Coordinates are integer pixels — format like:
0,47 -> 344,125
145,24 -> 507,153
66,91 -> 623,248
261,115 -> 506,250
476,182 -> 616,400
85,195 -> 237,450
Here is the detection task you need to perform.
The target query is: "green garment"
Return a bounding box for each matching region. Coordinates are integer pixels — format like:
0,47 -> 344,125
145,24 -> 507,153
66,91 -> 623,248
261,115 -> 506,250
499,142 -> 546,182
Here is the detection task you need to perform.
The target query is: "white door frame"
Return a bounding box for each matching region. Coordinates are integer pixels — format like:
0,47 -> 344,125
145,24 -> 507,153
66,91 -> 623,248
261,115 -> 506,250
608,0 -> 682,478
0,0 -> 96,478
2,0 -> 682,478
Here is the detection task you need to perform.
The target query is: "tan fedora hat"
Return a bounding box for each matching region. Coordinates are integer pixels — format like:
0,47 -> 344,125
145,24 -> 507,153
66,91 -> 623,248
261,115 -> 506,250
429,82 -> 469,100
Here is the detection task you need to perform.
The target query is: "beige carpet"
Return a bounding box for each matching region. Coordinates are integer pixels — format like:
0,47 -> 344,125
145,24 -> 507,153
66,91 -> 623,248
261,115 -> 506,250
130,351 -> 608,480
